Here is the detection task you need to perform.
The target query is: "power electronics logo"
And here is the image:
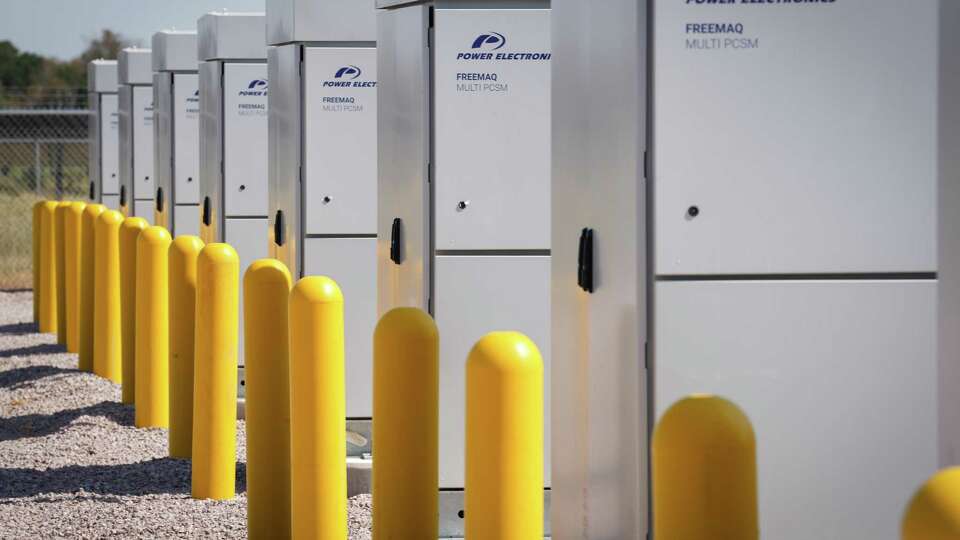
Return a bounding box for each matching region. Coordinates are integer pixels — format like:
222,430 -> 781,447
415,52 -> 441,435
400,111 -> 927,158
471,32 -> 506,51
240,79 -> 268,96
323,66 -> 376,88
188,89 -> 199,103
334,66 -> 362,80
457,32 -> 549,61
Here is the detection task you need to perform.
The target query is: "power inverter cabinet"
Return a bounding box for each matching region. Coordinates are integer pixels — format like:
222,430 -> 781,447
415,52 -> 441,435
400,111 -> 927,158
376,1 -> 551,536
152,30 -> 200,237
198,11 -> 269,398
117,48 -> 155,222
267,0 -> 377,447
87,60 -> 120,210
551,1 -> 957,539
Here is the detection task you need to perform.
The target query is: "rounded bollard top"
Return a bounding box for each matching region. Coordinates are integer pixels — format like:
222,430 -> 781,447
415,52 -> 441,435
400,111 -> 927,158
467,331 -> 543,374
291,275 -> 343,305
68,201 -> 87,215
57,200 -> 72,209
171,235 -> 205,256
244,258 -> 292,290
121,216 -> 148,233
199,242 -> 239,266
34,200 -> 46,211
902,466 -> 960,540
98,209 -> 124,227
653,395 -> 755,449
375,307 -> 437,343
41,200 -> 59,213
83,203 -> 106,220
139,225 -> 172,246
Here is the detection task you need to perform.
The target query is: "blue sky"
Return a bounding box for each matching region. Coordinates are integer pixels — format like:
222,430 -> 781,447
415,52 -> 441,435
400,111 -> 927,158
0,0 -> 266,60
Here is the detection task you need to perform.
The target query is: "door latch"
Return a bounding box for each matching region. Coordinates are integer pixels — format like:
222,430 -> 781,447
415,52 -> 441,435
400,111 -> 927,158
577,228 -> 595,293
274,210 -> 285,246
202,196 -> 211,227
156,187 -> 164,213
390,218 -> 403,265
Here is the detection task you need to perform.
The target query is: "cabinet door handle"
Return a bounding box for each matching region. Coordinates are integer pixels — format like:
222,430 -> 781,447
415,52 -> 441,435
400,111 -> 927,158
577,228 -> 595,293
390,218 -> 402,265
119,185 -> 127,207
202,196 -> 211,227
89,181 -> 96,201
274,210 -> 285,247
156,187 -> 164,213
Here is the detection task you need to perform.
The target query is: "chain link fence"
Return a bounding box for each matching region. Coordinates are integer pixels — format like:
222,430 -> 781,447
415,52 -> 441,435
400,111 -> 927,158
0,100 -> 89,289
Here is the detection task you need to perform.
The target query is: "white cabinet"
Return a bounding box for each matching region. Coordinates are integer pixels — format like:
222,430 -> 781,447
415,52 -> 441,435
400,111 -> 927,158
174,205 -> 201,237
304,47 -> 378,236
134,200 -> 155,224
304,237 -> 377,419
434,255 -> 550,488
223,63 -> 269,217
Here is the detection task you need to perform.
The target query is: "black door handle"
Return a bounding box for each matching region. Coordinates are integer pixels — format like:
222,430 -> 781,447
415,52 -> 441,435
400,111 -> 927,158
390,218 -> 402,265
274,210 -> 285,246
577,228 -> 595,293
89,181 -> 96,201
156,187 -> 164,213
119,185 -> 126,207
202,196 -> 211,226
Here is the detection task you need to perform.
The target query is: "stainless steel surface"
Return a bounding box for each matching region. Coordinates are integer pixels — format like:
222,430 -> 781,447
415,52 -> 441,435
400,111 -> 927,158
87,59 -> 118,93
267,44 -> 301,274
117,85 -> 132,212
222,63 -> 269,217
267,0 -> 376,45
133,200 -> 155,225
118,48 -> 153,85
199,60 -> 223,240
153,72 -> 173,229
173,73 -> 200,205
173,204 -> 201,237
436,490 -> 552,538
550,0 -> 648,537
375,4 -> 431,314
939,0 -> 960,468
132,86 -> 154,202
198,12 -> 267,62
151,31 -> 198,72
225,216 -> 270,366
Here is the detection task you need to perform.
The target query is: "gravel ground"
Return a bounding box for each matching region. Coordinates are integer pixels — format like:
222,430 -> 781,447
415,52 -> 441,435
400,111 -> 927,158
0,290 -> 373,539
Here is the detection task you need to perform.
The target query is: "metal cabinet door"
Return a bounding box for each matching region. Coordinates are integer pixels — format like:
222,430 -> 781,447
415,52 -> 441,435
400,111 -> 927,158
174,205 -> 201,238
303,237 -> 377,419
133,86 -> 155,200
225,217 -> 270,367
154,73 -> 172,230
434,255 -> 551,488
433,9 -> 551,251
376,5 -> 431,315
223,63 -> 269,218
134,200 -> 155,225
102,194 -> 120,211
118,86 -> 132,207
654,279 -> 938,540
304,47 -> 378,236
174,73 -> 200,204
100,94 -> 120,194
652,0 -> 937,275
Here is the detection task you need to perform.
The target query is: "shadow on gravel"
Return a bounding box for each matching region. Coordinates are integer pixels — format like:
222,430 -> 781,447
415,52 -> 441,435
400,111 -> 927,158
0,343 -> 66,359
0,460 -> 247,499
0,322 -> 39,336
0,365 -> 76,390
0,401 -> 133,442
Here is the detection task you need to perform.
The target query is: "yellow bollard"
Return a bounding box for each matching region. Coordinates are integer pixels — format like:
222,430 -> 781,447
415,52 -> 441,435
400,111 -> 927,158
93,210 -> 124,383
289,276 -> 346,539
652,395 -> 758,540
63,202 -> 87,353
902,467 -> 960,539
119,217 -> 148,404
54,202 -> 70,346
32,201 -> 43,325
192,243 -> 239,500
38,201 -> 59,334
373,307 -> 439,540
135,226 -> 172,428
465,332 -> 544,540
169,235 -> 204,459
244,259 -> 293,539
78,204 -> 105,372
